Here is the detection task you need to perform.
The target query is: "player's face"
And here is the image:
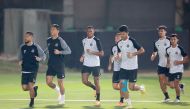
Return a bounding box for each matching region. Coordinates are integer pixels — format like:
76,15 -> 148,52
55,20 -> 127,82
86,28 -> 95,38
158,29 -> 166,38
24,34 -> 33,44
120,32 -> 128,40
115,34 -> 121,43
50,27 -> 59,37
170,37 -> 178,46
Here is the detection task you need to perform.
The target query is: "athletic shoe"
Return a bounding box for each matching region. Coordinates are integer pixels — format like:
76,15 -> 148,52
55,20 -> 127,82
174,99 -> 180,103
163,98 -> 170,103
95,100 -> 101,106
140,85 -> 146,94
116,102 -> 125,106
58,95 -> 65,105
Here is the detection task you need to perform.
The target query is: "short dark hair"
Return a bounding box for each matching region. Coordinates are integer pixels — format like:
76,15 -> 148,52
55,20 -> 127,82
119,25 -> 128,32
51,24 -> 60,30
25,32 -> 34,36
87,25 -> 95,29
157,25 -> 167,30
170,33 -> 179,39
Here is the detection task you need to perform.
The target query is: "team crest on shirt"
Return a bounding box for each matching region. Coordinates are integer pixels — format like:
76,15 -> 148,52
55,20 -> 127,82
126,44 -> 130,48
55,43 -> 58,47
175,51 -> 178,55
47,43 -> 50,47
31,49 -> 35,53
23,50 -> 26,54
164,43 -> 167,46
90,43 -> 93,46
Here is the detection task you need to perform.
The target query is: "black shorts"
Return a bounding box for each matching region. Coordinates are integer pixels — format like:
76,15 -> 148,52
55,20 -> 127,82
157,66 -> 169,77
119,68 -> 137,83
21,72 -> 37,85
112,71 -> 120,83
169,72 -> 182,82
46,64 -> 65,79
81,65 -> 100,77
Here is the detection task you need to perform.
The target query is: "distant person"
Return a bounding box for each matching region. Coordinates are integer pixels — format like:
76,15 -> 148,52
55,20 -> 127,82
80,26 -> 104,106
18,32 -> 46,108
108,33 -> 124,106
46,24 -> 71,105
117,25 -> 145,108
166,34 -> 189,102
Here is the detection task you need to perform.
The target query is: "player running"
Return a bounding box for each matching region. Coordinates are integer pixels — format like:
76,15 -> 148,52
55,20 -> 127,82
80,26 -> 104,106
18,32 -> 46,108
108,33 -> 124,106
117,25 -> 145,108
46,24 -> 71,104
150,25 -> 171,102
166,34 -> 189,103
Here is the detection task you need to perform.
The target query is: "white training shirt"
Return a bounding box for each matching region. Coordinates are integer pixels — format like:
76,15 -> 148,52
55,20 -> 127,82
82,36 -> 103,67
117,36 -> 142,70
111,45 -> 121,71
166,45 -> 187,74
154,36 -> 170,67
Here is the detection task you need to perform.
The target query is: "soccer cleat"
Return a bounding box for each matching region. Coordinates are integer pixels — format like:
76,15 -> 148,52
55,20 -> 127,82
179,83 -> 185,94
34,86 -> 38,98
58,95 -> 65,105
163,98 -> 170,103
95,100 -> 101,106
29,100 -> 34,108
125,98 -> 132,109
116,102 -> 125,106
140,85 -> 146,94
174,99 -> 180,103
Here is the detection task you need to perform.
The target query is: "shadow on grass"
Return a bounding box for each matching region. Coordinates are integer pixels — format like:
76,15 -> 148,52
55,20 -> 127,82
163,102 -> 190,106
82,105 -> 104,109
44,104 -> 69,109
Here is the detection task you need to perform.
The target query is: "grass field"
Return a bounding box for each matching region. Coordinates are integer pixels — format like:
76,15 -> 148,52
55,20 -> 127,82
0,60 -> 190,109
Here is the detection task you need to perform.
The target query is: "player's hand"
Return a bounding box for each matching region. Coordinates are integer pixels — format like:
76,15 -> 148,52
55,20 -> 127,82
108,64 -> 112,71
150,54 -> 156,61
86,49 -> 93,55
54,49 -> 61,55
19,61 -> 22,66
127,52 -> 135,58
35,56 -> 41,61
80,56 -> 84,62
174,60 -> 181,65
114,55 -> 120,61
166,63 -> 171,68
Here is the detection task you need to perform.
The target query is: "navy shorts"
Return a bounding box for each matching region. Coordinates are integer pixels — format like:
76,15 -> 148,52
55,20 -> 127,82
46,64 -> 65,79
119,68 -> 137,83
157,66 -> 169,77
169,72 -> 182,82
21,72 -> 37,85
81,65 -> 100,77
112,71 -> 120,83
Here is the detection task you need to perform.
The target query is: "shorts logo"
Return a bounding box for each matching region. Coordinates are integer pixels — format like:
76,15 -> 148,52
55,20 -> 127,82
31,49 -> 34,53
24,50 -> 26,54
177,75 -> 180,79
55,43 -> 58,47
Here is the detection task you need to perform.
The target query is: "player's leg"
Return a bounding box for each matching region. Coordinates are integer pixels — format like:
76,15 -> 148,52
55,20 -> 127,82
128,69 -> 145,93
57,70 -> 65,105
81,66 -> 96,90
22,85 -> 29,91
21,73 -> 29,91
92,66 -> 101,106
173,73 -> 182,102
28,82 -> 35,107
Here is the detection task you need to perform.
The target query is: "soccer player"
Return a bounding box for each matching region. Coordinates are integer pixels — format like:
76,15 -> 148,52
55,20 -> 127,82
117,25 -> 145,108
18,32 -> 46,107
166,34 -> 189,102
150,25 -> 171,102
108,33 -> 124,106
46,24 -> 71,104
80,26 -> 104,106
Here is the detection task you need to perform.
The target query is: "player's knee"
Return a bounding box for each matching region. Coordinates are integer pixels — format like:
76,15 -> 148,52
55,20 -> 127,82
22,87 -> 28,91
82,79 -> 88,85
129,86 -> 135,91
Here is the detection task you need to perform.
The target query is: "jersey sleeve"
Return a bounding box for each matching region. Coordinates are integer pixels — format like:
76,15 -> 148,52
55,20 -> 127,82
18,44 -> 24,61
178,46 -> 187,57
153,42 -> 158,52
35,44 -> 46,61
130,37 -> 141,50
58,37 -> 72,55
110,46 -> 114,55
94,38 -> 103,51
166,47 -> 170,57
117,42 -> 121,53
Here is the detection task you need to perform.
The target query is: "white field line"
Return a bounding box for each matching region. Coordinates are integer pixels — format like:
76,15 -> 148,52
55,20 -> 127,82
0,99 -> 190,103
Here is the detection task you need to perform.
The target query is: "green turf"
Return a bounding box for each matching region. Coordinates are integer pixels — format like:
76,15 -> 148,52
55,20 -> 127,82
0,61 -> 190,109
